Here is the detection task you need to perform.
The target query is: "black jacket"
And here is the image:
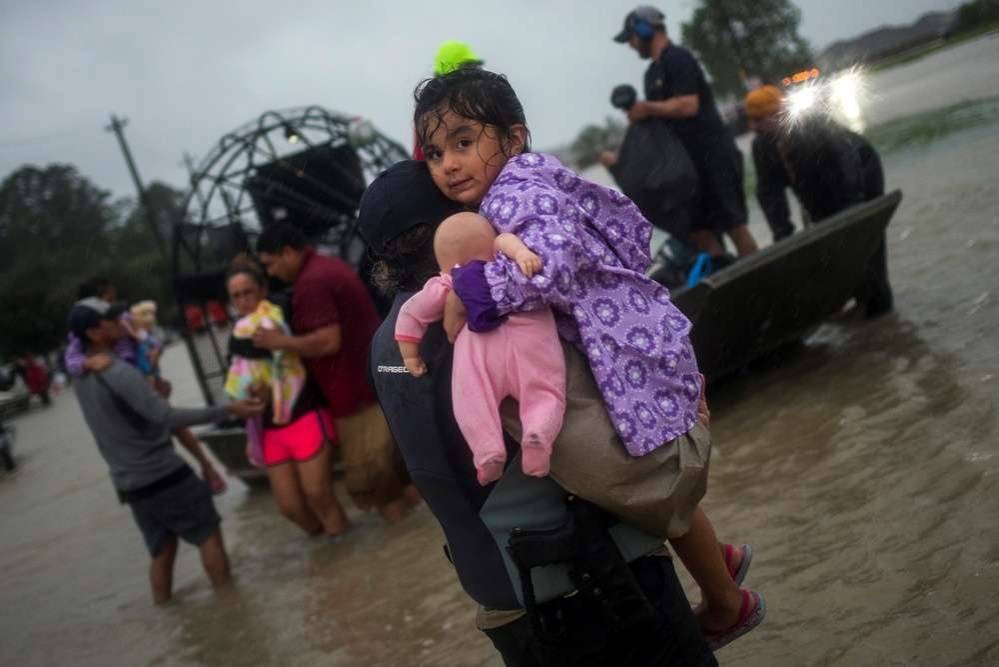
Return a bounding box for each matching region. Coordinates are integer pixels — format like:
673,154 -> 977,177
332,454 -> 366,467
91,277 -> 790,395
753,117 -> 884,241
368,295 -> 663,611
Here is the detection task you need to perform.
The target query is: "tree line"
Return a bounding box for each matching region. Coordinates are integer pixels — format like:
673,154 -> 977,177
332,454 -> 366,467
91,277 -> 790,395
0,164 -> 182,359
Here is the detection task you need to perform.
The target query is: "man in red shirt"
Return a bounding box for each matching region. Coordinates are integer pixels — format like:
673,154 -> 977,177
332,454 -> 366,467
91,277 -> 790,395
254,223 -> 411,524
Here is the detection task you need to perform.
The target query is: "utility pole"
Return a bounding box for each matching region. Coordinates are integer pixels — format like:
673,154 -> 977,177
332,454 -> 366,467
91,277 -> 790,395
105,114 -> 167,258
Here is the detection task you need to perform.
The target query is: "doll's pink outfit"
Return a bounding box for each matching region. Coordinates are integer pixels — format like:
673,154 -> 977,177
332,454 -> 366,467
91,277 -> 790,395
396,273 -> 566,485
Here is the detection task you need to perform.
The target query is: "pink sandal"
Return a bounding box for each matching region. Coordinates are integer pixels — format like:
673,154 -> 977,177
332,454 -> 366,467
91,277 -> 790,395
704,589 -> 767,652
724,543 -> 753,585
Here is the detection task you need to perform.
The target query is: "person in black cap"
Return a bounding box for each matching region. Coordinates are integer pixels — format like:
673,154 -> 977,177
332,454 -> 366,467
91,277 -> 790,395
68,297 -> 263,604
358,160 -> 716,665
612,5 -> 759,262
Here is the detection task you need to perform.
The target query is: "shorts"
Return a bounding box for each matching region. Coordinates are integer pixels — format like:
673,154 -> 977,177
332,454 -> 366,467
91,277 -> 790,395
690,142 -> 748,234
501,343 -> 711,539
128,467 -> 221,557
335,403 -> 409,510
262,409 -> 333,467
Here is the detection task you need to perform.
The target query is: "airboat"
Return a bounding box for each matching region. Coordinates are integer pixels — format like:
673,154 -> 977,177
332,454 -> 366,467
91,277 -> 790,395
172,105 -> 901,483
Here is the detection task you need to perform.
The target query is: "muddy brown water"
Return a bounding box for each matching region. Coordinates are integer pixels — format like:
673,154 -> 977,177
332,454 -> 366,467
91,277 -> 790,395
2,36 -> 998,666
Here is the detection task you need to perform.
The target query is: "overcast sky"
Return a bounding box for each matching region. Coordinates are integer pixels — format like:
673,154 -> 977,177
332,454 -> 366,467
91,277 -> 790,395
0,0 -> 965,201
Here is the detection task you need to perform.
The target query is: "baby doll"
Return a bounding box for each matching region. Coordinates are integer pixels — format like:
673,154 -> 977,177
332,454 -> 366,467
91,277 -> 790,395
395,212 -> 565,485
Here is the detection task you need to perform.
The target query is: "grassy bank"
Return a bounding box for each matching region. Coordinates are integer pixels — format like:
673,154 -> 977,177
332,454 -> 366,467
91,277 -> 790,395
865,95 -> 999,154
871,23 -> 999,72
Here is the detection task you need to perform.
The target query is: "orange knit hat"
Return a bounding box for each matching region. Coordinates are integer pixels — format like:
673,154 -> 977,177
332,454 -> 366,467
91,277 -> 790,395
745,85 -> 784,119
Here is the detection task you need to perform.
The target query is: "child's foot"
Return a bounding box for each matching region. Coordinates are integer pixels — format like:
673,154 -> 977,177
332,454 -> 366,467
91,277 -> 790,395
700,589 -> 766,651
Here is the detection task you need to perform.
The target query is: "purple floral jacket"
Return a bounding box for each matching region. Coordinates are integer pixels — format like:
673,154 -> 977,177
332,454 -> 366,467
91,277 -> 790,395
460,153 -> 702,457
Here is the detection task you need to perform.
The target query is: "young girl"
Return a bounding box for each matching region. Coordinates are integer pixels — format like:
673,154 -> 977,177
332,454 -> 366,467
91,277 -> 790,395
414,67 -> 763,649
224,259 -> 349,538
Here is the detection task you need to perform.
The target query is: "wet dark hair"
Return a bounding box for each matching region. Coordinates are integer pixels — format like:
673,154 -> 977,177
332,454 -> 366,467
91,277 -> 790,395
257,221 -> 306,254
225,253 -> 267,288
413,68 -> 531,154
370,224 -> 439,296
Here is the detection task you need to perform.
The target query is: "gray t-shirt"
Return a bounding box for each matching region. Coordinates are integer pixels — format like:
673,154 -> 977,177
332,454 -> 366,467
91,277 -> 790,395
74,359 -> 226,491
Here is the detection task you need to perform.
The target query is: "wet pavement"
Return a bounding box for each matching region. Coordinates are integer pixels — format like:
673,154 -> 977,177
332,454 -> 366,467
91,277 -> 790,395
2,35 -> 998,667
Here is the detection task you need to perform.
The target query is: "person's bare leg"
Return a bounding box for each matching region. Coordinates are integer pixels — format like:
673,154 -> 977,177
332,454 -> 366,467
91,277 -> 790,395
726,224 -> 759,257
150,535 -> 179,604
668,507 -> 743,630
198,529 -> 231,589
689,230 -> 727,257
297,444 -> 350,537
267,463 -> 323,535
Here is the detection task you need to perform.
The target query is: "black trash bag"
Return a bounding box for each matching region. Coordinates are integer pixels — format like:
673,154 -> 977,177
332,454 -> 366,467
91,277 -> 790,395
607,85 -> 698,239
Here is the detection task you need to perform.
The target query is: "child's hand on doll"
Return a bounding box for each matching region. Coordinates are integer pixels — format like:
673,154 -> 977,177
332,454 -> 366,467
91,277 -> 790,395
514,248 -> 543,278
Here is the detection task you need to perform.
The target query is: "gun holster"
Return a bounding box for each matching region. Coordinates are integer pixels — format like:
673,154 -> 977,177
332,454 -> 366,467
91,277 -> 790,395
506,496 -> 656,643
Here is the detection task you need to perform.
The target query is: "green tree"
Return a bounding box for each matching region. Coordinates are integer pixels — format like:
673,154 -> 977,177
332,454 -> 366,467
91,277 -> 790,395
955,0 -> 999,31
569,116 -> 627,169
681,0 -> 813,99
0,166 -> 181,358
110,181 -> 183,323
0,165 -> 118,356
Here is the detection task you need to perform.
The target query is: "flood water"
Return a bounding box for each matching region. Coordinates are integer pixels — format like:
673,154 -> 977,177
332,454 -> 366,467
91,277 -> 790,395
2,35 -> 998,667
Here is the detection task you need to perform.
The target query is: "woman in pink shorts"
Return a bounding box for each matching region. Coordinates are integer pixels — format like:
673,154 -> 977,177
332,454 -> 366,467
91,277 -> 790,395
226,259 -> 349,537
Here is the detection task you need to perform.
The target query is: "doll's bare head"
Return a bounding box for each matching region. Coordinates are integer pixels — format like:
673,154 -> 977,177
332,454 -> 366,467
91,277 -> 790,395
433,212 -> 496,272
130,300 -> 157,330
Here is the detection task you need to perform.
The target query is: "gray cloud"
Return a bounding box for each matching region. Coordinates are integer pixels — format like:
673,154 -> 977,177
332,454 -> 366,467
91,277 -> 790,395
0,0 -> 964,199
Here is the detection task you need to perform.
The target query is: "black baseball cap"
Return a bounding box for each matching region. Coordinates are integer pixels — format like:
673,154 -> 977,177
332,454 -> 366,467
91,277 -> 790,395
68,297 -> 127,339
357,160 -> 464,256
614,6 -> 666,43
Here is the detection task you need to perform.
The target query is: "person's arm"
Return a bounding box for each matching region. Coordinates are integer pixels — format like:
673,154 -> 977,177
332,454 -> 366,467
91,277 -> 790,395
252,325 -> 341,359
629,49 -> 702,122
495,233 -> 542,278
629,95 -> 699,122
753,136 -> 794,242
452,213 -> 598,332
102,362 -> 259,429
253,280 -> 342,358
792,123 -> 865,221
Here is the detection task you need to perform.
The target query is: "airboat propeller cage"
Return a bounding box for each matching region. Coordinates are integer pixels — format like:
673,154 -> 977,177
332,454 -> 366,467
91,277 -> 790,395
611,84 -> 638,111
172,105 -> 408,405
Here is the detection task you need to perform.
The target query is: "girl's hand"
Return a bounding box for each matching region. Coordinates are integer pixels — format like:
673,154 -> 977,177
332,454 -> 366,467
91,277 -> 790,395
443,290 -> 467,343
515,249 -> 543,278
